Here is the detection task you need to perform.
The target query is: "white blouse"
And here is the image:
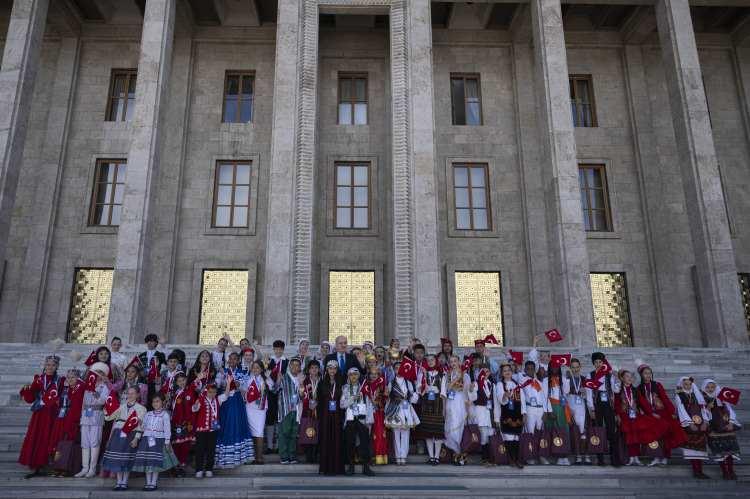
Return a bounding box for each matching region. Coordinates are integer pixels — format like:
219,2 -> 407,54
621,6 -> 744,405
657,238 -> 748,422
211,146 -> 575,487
142,410 -> 172,443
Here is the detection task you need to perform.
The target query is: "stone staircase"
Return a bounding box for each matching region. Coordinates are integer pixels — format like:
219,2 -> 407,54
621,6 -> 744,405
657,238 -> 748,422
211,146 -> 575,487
0,343 -> 748,498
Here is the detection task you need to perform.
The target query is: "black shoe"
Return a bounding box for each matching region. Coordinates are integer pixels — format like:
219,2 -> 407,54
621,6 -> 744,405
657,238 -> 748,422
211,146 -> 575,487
694,472 -> 710,479
24,470 -> 42,479
263,448 -> 273,455
363,464 -> 375,476
346,464 -> 355,475
112,485 -> 122,491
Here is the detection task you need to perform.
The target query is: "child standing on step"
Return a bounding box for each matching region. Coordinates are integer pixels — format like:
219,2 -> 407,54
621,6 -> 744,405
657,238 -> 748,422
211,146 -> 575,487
192,383 -> 228,478
170,372 -> 197,477
701,379 -> 741,480
674,376 -> 711,479
75,364 -> 110,478
385,360 -> 420,465
102,386 -> 147,491
133,393 -> 178,491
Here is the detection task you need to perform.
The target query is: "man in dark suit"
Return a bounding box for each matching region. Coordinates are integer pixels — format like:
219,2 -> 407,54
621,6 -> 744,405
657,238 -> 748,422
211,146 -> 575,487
324,335 -> 364,377
139,333 -> 166,409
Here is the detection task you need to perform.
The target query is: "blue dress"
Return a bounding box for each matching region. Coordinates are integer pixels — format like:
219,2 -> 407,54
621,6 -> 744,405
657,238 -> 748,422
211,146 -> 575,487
215,368 -> 255,468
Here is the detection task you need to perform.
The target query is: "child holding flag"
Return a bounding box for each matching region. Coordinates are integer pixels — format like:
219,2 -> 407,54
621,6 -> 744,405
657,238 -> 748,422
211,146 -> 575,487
102,386 -> 147,491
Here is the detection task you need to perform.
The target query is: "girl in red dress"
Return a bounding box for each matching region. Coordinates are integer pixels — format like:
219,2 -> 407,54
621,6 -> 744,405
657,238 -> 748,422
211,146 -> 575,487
49,368 -> 85,476
301,360 -> 321,463
636,364 -> 686,465
364,364 -> 389,465
615,369 -> 663,466
19,355 -> 65,478
170,372 -> 197,477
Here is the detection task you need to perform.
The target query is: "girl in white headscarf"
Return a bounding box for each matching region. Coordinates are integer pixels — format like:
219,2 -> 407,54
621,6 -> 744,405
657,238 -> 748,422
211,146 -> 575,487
701,379 -> 741,480
674,376 -> 711,478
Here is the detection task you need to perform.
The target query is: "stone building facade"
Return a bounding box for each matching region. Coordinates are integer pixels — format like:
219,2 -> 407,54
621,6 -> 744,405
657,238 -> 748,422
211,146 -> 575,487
1,0 -> 750,349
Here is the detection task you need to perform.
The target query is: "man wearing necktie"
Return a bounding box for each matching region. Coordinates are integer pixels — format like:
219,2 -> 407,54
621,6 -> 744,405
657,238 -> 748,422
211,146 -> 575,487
324,336 -> 363,378
212,338 -> 229,370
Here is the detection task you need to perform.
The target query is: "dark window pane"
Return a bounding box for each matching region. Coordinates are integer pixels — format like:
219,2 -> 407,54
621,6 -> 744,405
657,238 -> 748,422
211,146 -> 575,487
241,76 -> 253,97
592,211 -> 608,231
239,99 -> 252,123
112,76 -> 126,97
451,79 -> 466,125
590,168 -> 602,188
465,78 -> 479,99
94,184 -> 109,205
355,78 -> 366,101
340,78 -> 352,100
128,76 -> 136,96
93,205 -> 107,225
226,75 -> 240,96
591,189 -> 605,210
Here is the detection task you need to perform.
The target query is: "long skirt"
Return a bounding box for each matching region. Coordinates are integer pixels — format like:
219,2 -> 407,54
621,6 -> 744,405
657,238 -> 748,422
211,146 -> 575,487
101,431 -> 138,472
132,437 -> 179,472
708,431 -> 741,462
444,397 -> 466,454
415,396 -> 445,439
318,407 -> 345,475
246,405 -> 267,437
18,405 -> 58,469
215,392 -> 255,468
371,410 -> 389,465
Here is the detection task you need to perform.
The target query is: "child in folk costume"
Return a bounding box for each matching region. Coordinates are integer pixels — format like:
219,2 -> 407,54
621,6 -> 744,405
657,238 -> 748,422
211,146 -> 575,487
363,364 -> 389,465
516,360 -> 548,464
341,367 -> 376,476
300,360 -> 322,464
132,393 -> 178,490
114,360 -> 149,406
544,362 -> 571,465
102,386 -> 147,491
444,355 -> 470,466
493,362 -> 526,468
587,352 -> 623,467
215,353 -> 255,468
468,363 -> 495,465
192,383 -> 229,478
272,357 -> 303,465
674,376 -> 712,479
159,352 -> 182,406
385,360 -> 420,465
19,355 -> 64,478
245,360 -> 273,464
75,363 -> 110,478
170,372 -> 197,477
49,368 -> 85,477
701,379 -> 741,480
615,369 -> 659,466
417,354 -> 446,465
565,358 -> 591,465
188,350 -> 218,388
318,360 -> 345,476
636,364 -> 686,466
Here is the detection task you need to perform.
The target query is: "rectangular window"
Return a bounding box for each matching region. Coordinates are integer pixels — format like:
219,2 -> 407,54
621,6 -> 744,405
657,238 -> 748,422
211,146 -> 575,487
450,74 -> 482,125
89,159 -> 127,227
328,271 -> 375,345
222,71 -> 254,123
106,69 -> 137,122
570,75 -> 597,127
67,268 -> 114,344
338,73 -> 367,125
590,272 -> 633,347
454,272 -> 503,347
198,270 -> 248,345
578,164 -> 612,232
453,164 -> 490,231
335,163 -> 369,229
739,273 -> 750,337
212,161 -> 251,228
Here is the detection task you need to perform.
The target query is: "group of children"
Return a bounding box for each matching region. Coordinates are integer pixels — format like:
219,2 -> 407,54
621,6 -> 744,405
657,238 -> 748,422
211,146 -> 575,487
17,334 -> 742,490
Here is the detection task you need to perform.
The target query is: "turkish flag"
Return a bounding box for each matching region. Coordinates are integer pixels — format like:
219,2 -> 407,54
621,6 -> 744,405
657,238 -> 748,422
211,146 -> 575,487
509,350 -> 523,365
361,381 -> 372,398
398,357 -> 417,381
42,387 -> 59,405
127,355 -> 142,372
483,334 -> 500,345
477,369 -> 490,389
246,380 -> 261,403
147,358 -> 158,383
549,353 -> 571,369
718,387 -> 741,405
594,360 -> 612,380
270,362 -> 281,381
583,379 -> 602,390
461,357 -> 472,372
544,329 -> 563,343
84,371 -> 97,391
104,393 -> 120,416
84,350 -> 98,366
121,410 -> 139,434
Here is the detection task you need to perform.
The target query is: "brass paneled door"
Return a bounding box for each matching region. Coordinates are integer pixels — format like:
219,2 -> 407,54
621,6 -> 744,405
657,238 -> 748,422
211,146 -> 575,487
198,270 -> 248,345
454,272 -> 504,347
68,268 -> 114,344
328,271 -> 375,345
590,272 -> 633,347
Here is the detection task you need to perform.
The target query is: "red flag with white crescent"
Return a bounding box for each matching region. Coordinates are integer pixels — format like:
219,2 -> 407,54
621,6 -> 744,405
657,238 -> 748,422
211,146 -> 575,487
246,379 -> 261,403
398,357 -> 417,382
717,387 -> 741,405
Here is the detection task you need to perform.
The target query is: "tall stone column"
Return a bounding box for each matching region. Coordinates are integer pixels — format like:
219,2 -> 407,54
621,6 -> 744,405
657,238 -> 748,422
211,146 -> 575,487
388,0 -> 444,346
15,37 -> 80,339
0,0 -> 49,291
530,0 -> 596,347
107,0 -> 175,343
655,0 -> 748,347
262,0 -> 319,345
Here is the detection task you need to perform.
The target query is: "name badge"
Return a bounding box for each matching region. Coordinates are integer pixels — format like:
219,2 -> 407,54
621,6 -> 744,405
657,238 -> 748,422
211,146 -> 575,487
427,391 -> 436,401
447,390 -> 455,400
352,403 -> 366,415
507,400 -> 514,410
147,437 -> 156,448
84,407 -> 94,418
600,392 -> 608,402
291,394 -> 299,405
529,397 -> 537,406
175,427 -> 183,435
211,420 -> 220,431
120,431 -> 128,439
628,408 -> 636,419
328,400 -> 337,412
58,407 -> 67,419
575,395 -> 583,405
401,400 -> 410,410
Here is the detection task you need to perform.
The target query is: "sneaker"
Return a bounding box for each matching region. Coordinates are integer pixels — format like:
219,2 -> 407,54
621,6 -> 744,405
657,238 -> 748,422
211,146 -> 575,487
539,457 -> 550,465
205,471 -> 213,478
289,459 -> 298,465
280,459 -> 289,465
195,471 -> 203,479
